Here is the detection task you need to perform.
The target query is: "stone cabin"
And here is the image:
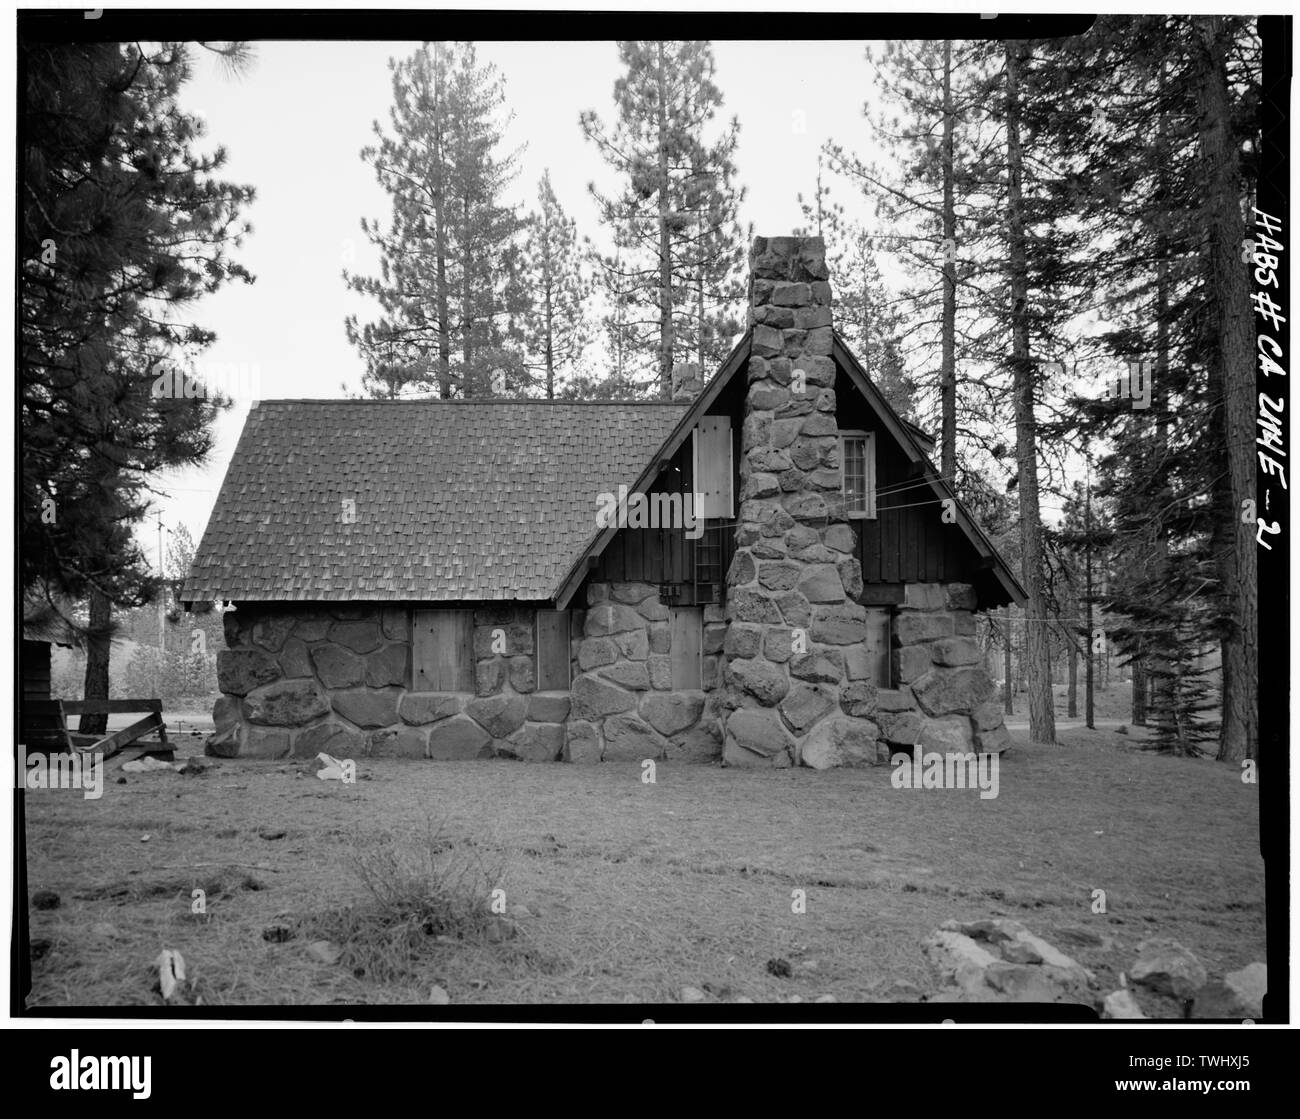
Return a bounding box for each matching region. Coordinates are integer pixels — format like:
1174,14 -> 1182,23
181,235 -> 1027,768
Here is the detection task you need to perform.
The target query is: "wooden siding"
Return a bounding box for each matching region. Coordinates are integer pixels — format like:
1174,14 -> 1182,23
589,384 -> 741,591
536,610 -> 571,691
835,367 -> 976,586
412,609 -> 474,691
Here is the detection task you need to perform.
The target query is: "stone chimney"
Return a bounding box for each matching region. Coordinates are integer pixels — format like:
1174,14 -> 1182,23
721,236 -> 881,768
671,361 -> 705,402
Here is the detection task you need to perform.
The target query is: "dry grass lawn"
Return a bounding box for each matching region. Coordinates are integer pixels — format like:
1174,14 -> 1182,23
22,725 -> 1263,1010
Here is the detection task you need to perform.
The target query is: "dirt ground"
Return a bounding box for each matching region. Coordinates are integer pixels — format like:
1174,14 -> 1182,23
22,723 -> 1263,1010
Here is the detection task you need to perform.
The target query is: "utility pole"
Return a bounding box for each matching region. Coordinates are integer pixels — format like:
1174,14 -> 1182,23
156,514 -> 166,700
1084,461 -> 1095,729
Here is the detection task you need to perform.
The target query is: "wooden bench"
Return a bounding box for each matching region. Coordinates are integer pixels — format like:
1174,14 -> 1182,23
21,698 -> 173,762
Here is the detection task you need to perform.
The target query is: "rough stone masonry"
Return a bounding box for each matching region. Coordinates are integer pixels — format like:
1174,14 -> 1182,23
719,236 -> 1009,768
719,235 -> 880,768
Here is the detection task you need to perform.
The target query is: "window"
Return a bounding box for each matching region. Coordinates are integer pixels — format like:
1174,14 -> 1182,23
536,610 -> 571,691
863,607 -> 893,688
840,431 -> 876,519
669,606 -> 703,690
412,609 -> 474,691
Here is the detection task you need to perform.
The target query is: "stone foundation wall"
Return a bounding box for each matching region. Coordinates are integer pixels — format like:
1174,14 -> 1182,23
875,582 -> 1011,756
210,604 -> 572,761
564,581 -> 723,764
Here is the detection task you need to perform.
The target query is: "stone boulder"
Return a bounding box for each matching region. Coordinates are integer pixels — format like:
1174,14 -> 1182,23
213,695 -> 241,735
930,636 -> 982,668
800,715 -> 878,769
925,920 -> 1094,1004
724,708 -> 792,766
938,918 -> 1093,1002
242,727 -> 291,759
571,675 -> 637,720
367,726 -> 427,758
894,612 -> 954,644
564,720 -> 602,764
252,615 -> 295,652
501,722 -> 565,762
465,694 -> 528,739
365,643 -> 408,688
602,713 -> 669,761
810,604 -> 867,645
578,637 -> 618,670
311,644 -> 365,689
527,692 -> 570,724
426,715 -> 493,760
1130,938 -> 1208,1001
292,721 -> 365,759
381,606 -> 409,641
917,714 -> 976,753
507,656 -> 536,694
243,679 -> 331,727
1102,990 -> 1147,1019
839,681 -> 877,719
877,710 -> 923,746
278,638 -> 313,679
331,687 -> 402,728
585,603 -> 644,636
205,724 -> 242,758
1193,963 -> 1266,1020
726,658 -> 789,706
216,649 -> 281,696
399,692 -> 461,726
329,620 -> 382,653
671,720 -> 722,763
779,683 -> 836,735
797,564 -> 845,604
598,661 -> 651,690
293,612 -> 333,642
640,692 -> 705,737
911,667 -> 995,718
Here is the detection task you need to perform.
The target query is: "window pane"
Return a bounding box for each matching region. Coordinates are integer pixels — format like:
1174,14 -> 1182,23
843,437 -> 867,513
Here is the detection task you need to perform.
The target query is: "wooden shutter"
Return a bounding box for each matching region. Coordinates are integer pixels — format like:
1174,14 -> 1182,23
693,417 -> 732,519
536,610 -> 571,691
412,609 -> 474,692
864,607 -> 892,688
670,607 -> 703,689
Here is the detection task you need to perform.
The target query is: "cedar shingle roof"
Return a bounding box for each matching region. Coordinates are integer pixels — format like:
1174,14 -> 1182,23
181,399 -> 687,603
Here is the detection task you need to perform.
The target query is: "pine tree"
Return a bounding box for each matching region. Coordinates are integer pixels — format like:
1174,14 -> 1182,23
347,41 -> 525,400
1032,15 -> 1260,758
520,173 -> 590,398
21,40 -> 254,731
580,41 -> 746,396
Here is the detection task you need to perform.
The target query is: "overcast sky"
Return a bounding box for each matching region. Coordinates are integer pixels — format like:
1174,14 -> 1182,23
155,39 -> 887,551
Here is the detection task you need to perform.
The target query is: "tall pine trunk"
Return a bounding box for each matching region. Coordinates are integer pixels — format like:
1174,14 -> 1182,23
1192,16 -> 1258,762
79,585 -> 112,736
940,39 -> 958,482
432,43 -> 451,398
655,42 -> 674,397
1067,586 -> 1079,718
1005,41 -> 1056,744
1003,607 -> 1014,715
